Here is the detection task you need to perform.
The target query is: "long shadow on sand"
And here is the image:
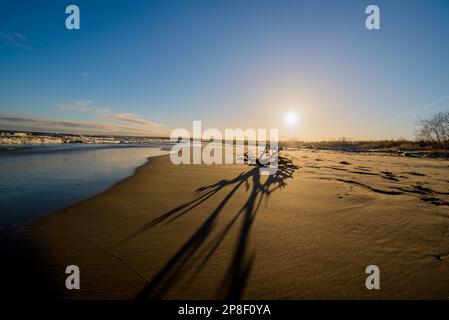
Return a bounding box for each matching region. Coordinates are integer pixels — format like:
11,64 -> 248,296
129,155 -> 298,300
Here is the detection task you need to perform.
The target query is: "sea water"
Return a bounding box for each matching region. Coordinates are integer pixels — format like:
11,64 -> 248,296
0,144 -> 171,227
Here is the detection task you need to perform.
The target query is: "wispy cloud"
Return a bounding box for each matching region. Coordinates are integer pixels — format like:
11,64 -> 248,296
108,112 -> 162,126
56,100 -> 108,113
0,114 -> 170,137
0,32 -> 32,50
0,101 -> 170,136
393,95 -> 449,120
56,100 -> 166,129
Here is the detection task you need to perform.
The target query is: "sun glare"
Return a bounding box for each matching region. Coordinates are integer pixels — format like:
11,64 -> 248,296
285,112 -> 298,126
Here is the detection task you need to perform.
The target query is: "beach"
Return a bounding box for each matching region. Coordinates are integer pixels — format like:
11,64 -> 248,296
25,150 -> 449,299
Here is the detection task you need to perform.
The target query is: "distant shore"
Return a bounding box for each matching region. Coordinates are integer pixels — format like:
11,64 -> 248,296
0,130 -> 171,145
2,129 -> 448,160
25,150 -> 449,299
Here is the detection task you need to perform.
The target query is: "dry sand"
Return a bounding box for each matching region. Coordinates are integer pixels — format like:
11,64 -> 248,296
27,150 -> 449,299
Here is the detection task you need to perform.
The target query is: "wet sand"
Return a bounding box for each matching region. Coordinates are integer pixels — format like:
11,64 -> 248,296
26,150 -> 449,299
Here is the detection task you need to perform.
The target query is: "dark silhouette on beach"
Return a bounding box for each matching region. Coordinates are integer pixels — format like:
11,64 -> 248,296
128,155 -> 298,300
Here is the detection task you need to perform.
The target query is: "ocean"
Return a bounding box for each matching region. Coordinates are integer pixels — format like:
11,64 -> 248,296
0,144 -> 171,227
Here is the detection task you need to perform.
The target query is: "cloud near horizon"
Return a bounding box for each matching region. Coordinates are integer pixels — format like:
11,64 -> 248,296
0,114 -> 170,136
56,100 -> 165,127
0,101 -> 171,136
56,100 -> 169,135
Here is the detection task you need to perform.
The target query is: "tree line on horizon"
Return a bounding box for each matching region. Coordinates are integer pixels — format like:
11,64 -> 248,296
281,110 -> 449,153
415,110 -> 449,148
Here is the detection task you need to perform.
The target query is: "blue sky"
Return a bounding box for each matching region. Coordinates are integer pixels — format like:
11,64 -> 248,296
0,0 -> 448,139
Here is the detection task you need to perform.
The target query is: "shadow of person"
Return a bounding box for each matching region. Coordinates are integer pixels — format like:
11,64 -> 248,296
130,155 -> 298,300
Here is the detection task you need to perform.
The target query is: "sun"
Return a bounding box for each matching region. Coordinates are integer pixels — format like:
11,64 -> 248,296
285,112 -> 298,126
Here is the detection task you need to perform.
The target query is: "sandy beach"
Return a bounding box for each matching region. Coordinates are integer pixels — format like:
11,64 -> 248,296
23,149 -> 449,299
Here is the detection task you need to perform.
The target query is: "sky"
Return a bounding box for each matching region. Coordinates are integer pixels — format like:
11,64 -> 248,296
0,0 -> 449,140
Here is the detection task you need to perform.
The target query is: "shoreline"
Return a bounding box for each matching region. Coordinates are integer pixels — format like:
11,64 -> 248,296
18,150 -> 449,299
1,153 -> 172,300
0,142 -> 174,156
1,153 -> 168,235
27,154 -> 166,227
0,145 -> 171,228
